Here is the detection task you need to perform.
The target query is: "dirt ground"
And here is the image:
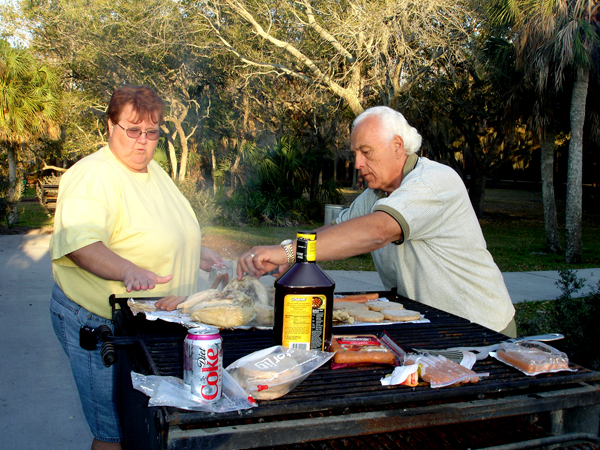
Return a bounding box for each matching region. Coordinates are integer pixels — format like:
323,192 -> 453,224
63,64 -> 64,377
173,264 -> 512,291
201,235 -> 252,260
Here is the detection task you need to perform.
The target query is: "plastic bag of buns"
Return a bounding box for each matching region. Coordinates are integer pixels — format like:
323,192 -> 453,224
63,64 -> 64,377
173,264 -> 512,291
226,346 -> 333,400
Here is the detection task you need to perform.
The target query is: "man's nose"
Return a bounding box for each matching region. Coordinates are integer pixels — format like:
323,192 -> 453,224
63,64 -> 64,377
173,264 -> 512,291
354,154 -> 364,169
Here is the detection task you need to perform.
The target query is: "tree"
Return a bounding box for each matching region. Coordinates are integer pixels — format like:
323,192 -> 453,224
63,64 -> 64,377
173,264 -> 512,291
483,35 -> 568,253
0,40 -> 60,224
195,0 -> 475,116
487,0 -> 600,263
18,0 -> 212,181
407,47 -> 530,218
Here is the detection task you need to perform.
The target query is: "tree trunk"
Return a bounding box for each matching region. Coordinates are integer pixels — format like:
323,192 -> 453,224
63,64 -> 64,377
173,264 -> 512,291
161,124 -> 179,180
230,95 -> 250,190
565,68 -> 588,264
176,121 -> 189,182
468,169 -> 487,218
540,133 -> 561,253
211,146 -> 218,196
7,145 -> 19,225
230,140 -> 245,191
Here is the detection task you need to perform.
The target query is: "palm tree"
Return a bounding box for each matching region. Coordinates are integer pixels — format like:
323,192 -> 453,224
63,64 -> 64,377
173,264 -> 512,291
0,40 -> 61,225
485,35 -> 570,253
487,0 -> 600,263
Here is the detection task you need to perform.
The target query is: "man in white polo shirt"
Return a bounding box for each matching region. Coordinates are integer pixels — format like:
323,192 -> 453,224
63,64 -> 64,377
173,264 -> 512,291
238,106 -> 516,336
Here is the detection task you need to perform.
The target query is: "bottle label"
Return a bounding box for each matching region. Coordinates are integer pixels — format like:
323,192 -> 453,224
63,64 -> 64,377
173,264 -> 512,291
305,239 -> 316,261
281,294 -> 327,350
297,232 -> 317,262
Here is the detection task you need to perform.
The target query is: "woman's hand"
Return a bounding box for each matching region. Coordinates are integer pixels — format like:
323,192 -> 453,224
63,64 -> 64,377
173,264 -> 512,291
200,247 -> 224,272
121,266 -> 173,293
155,295 -> 186,311
67,241 -> 173,293
236,245 -> 286,279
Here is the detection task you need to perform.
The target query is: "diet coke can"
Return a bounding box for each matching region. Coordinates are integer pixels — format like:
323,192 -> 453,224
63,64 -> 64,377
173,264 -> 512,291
183,325 -> 223,403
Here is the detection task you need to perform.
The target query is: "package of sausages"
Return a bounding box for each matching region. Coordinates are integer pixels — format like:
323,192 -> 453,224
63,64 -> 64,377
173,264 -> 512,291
492,341 -> 577,376
404,353 -> 489,388
329,333 -> 403,369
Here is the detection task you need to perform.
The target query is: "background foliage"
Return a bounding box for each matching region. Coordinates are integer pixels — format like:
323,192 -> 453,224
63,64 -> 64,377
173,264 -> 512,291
516,270 -> 600,370
0,0 -> 598,262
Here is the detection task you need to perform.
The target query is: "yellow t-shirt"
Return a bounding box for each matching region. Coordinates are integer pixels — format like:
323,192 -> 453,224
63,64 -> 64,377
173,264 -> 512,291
50,146 -> 201,319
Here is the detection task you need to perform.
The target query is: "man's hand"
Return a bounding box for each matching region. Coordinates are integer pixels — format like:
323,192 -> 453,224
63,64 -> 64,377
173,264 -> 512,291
236,245 -> 284,279
67,241 -> 173,292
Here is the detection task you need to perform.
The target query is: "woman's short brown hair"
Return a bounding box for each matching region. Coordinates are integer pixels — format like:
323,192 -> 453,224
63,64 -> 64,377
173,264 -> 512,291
106,85 -> 164,128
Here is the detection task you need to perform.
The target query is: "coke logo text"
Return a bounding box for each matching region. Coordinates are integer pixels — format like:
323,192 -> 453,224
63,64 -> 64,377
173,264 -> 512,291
199,344 -> 221,400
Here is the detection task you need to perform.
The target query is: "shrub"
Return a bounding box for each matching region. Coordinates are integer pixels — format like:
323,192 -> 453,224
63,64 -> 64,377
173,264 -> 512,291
0,174 -> 11,225
222,137 -> 341,226
547,270 -> 600,370
517,269 -> 600,370
176,179 -> 223,227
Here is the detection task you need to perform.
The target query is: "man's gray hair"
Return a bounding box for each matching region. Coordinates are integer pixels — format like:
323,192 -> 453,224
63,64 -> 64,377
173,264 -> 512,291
352,106 -> 422,155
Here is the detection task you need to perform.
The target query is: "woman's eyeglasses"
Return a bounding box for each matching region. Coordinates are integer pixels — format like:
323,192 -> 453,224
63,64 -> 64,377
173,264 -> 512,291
116,123 -> 160,141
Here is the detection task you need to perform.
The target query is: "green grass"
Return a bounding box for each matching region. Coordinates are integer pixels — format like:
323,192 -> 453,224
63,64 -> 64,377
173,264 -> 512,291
13,187 -> 600,274
13,201 -> 54,229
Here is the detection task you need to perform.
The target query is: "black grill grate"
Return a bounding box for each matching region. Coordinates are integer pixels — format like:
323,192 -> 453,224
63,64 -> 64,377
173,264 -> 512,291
108,293 -> 600,450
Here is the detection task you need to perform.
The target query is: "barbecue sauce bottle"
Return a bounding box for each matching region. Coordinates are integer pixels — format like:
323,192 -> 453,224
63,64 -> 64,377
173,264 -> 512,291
273,231 -> 335,351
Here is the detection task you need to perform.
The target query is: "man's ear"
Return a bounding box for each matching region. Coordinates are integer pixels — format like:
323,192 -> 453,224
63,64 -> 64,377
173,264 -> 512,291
394,135 -> 405,157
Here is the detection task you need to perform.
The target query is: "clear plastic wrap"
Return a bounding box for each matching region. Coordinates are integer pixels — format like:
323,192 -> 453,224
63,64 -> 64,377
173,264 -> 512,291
491,340 -> 577,376
130,370 -> 257,412
208,261 -> 234,291
329,333 -> 403,369
404,353 -> 489,388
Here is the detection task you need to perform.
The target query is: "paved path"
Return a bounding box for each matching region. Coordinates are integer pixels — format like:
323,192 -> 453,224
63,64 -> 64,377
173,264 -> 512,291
0,231 -> 598,450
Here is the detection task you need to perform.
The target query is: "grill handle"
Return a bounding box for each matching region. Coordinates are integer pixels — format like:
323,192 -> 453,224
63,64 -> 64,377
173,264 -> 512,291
98,324 -> 118,367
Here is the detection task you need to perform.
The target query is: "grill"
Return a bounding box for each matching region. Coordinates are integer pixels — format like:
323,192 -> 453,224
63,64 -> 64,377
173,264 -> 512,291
105,292 -> 600,450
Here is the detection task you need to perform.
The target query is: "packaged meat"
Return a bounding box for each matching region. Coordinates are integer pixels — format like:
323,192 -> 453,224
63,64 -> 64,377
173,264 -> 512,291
492,340 -> 577,376
404,353 -> 489,388
330,334 -> 401,369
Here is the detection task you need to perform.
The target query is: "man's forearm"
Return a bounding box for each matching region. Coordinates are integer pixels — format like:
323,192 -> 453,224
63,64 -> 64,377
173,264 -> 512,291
315,212 -> 402,261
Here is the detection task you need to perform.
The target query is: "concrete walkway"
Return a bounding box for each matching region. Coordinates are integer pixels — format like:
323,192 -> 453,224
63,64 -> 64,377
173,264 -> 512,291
1,231 -> 598,450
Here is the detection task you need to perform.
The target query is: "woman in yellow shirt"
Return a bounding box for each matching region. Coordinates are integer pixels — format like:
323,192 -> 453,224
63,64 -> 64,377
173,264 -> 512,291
50,85 -> 222,450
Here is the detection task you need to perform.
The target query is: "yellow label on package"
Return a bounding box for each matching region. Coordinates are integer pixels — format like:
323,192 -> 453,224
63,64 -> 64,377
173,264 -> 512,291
282,294 -> 327,350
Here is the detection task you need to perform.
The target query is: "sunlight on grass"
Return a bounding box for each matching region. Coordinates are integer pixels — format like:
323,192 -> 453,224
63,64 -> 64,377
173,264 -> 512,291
8,188 -> 600,273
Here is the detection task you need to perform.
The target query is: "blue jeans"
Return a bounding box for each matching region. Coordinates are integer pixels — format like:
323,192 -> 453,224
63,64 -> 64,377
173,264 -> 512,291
50,283 -> 121,443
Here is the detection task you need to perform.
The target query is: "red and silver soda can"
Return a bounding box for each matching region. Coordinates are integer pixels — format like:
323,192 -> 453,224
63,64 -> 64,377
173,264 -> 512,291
183,325 -> 223,403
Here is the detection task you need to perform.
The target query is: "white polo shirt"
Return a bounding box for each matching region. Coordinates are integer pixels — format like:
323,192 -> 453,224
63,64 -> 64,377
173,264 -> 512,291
335,155 -> 514,332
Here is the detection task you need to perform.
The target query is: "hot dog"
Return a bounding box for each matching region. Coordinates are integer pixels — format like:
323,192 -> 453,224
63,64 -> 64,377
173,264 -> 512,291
334,293 -> 379,303
330,335 -> 397,365
405,354 -> 481,387
495,341 -> 570,375
496,349 -> 553,374
210,273 -> 224,290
